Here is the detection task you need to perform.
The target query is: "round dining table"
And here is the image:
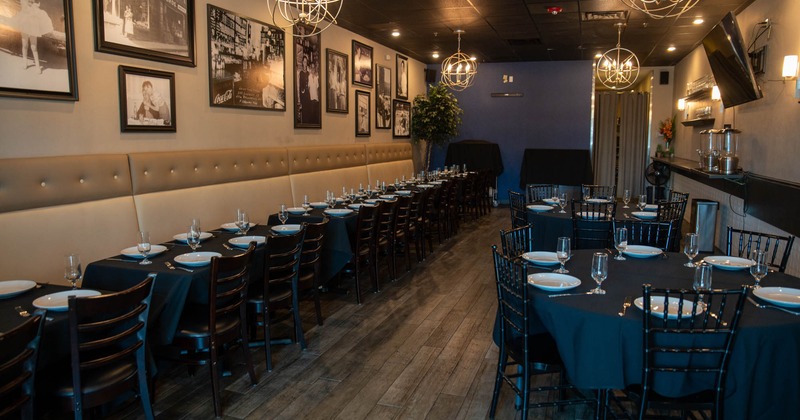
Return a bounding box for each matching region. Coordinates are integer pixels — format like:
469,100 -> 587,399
496,249 -> 800,419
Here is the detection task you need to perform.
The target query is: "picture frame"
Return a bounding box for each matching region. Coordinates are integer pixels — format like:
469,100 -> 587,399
293,24 -> 321,128
207,4 -> 285,111
392,100 -> 411,138
355,90 -> 370,137
93,0 -> 195,67
0,0 -> 78,100
118,65 -> 176,132
325,48 -> 348,113
352,40 -> 372,87
375,64 -> 391,129
396,54 -> 409,99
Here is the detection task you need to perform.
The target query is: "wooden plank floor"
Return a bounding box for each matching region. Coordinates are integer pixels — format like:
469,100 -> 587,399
105,208 -> 597,420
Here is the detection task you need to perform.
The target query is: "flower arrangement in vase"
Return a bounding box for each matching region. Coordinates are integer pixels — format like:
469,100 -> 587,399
658,115 -> 675,157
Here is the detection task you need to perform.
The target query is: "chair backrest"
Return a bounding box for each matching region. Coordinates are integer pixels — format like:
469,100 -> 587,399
300,218 -> 328,278
571,200 -> 616,249
641,284 -> 748,401
656,200 -> 684,222
209,243 -> 256,339
581,184 -> 616,200
500,224 -> 535,258
508,190 -> 527,228
354,204 -> 380,252
526,184 -> 554,203
613,219 -> 675,251
0,312 -> 45,419
377,199 -> 398,240
66,274 -> 156,414
263,229 -> 305,290
492,245 -> 529,360
726,226 -> 795,273
394,194 -> 413,233
410,188 -> 428,227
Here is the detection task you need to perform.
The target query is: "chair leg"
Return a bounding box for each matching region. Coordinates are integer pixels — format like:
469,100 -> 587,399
354,259 -> 362,305
209,345 -> 223,418
239,309 -> 258,385
291,280 -> 307,350
262,306 -> 273,371
489,353 -> 507,419
313,286 -> 323,326
136,350 -> 155,420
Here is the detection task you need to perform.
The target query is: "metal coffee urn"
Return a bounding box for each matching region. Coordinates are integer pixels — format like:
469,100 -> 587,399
717,125 -> 740,175
697,129 -> 719,172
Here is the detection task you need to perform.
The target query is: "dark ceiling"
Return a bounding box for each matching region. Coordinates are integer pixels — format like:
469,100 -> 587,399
335,0 -> 755,66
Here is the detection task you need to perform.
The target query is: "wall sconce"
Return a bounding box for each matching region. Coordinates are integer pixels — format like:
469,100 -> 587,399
782,55 -> 798,79
711,85 -> 721,101
677,98 -> 686,111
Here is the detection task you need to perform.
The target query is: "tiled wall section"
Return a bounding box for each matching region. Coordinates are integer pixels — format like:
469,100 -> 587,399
673,174 -> 798,277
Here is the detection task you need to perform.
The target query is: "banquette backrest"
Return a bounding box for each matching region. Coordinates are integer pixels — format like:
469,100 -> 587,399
365,143 -> 415,185
128,148 -> 293,243
288,144 -> 369,201
0,155 -> 139,282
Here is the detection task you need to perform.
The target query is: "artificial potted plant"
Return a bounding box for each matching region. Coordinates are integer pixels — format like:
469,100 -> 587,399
411,82 -> 463,170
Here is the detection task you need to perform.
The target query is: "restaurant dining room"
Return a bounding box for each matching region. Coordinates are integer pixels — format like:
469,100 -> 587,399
2,0 -> 800,419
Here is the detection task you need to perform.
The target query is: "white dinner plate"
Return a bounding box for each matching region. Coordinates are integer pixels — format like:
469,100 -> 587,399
310,202 -> 329,209
348,203 -> 364,210
286,207 -> 306,215
120,244 -> 168,259
753,287 -> 800,308
324,208 -> 354,217
578,211 -> 606,220
379,194 -> 397,200
220,222 -> 256,232
0,280 -> 37,299
271,224 -> 302,235
174,252 -> 221,267
542,198 -> 559,205
430,181 -> 444,185
632,211 -> 657,220
395,190 -> 413,196
586,198 -> 611,203
644,204 -> 658,211
228,236 -> 266,248
622,245 -> 663,258
33,289 -> 101,312
417,184 -> 434,189
522,252 -> 560,267
634,296 -> 705,319
527,204 -> 554,213
364,198 -> 383,204
527,273 -> 581,292
173,232 -> 213,243
703,256 -> 755,271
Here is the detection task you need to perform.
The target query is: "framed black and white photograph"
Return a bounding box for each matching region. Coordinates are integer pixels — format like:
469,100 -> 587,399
118,65 -> 175,132
393,99 -> 410,138
207,4 -> 285,111
94,0 -> 195,67
0,0 -> 78,100
326,48 -> 347,113
352,40 -> 372,87
375,64 -> 391,129
294,24 -> 321,128
355,90 -> 370,137
396,54 -> 408,99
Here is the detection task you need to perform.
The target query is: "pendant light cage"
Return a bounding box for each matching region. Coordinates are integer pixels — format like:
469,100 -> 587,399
596,24 -> 640,90
267,0 -> 343,37
441,31 -> 478,91
620,0 -> 700,19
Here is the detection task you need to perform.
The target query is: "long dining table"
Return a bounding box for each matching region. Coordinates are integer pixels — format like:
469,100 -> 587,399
494,249 -> 800,419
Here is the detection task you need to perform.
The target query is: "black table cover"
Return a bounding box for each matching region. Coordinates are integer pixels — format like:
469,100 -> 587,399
519,148 -> 592,188
444,140 -> 504,177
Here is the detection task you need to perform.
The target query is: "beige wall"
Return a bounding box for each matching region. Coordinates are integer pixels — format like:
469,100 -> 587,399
0,0 -> 426,159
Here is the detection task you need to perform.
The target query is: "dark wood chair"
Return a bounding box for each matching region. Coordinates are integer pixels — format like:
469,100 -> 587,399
581,184 -> 616,201
376,199 -> 399,283
424,186 -> 447,250
489,246 -> 595,419
624,284 -> 749,420
248,229 -> 306,371
508,190 -> 527,228
0,311 -> 45,420
726,226 -> 795,272
159,245 -> 258,417
571,199 -> 616,249
656,200 -> 686,252
349,204 -> 381,304
409,188 -> 430,262
613,219 -> 676,251
55,274 -> 156,420
299,218 -> 328,326
526,184 -> 555,203
499,223 -> 535,258
393,194 -> 414,276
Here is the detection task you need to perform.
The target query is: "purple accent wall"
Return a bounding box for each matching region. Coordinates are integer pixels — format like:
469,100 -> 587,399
429,61 -> 594,201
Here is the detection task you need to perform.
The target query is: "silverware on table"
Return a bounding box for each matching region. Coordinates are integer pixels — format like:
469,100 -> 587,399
165,261 -> 193,272
747,296 -> 800,316
107,258 -> 139,263
618,296 -> 632,316
222,243 -> 246,252
164,261 -> 175,270
15,306 -> 30,317
548,291 -> 594,298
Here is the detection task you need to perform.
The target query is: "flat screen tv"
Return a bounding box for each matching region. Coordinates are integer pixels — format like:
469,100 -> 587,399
702,12 -> 763,108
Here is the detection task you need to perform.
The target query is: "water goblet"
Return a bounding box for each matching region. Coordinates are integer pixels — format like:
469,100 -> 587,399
65,254 -> 82,289
278,204 -> 288,225
683,233 -> 699,267
749,250 -> 768,289
191,219 -> 202,248
302,195 -> 311,215
555,237 -> 571,273
623,189 -> 631,208
590,252 -> 609,294
693,262 -> 713,304
637,194 -> 647,211
186,225 -> 201,252
551,186 -> 559,201
236,209 -> 249,235
614,227 -> 628,261
558,193 -> 567,214
137,231 -> 153,265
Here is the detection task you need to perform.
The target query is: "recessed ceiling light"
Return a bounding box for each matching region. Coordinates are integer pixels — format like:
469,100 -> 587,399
432,52 -> 440,59
667,46 -> 676,52
391,30 -> 400,37
470,56 -> 477,61
693,18 -> 704,25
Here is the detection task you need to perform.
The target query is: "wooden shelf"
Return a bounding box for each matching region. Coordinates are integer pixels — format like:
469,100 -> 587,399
681,118 -> 715,127
684,87 -> 712,101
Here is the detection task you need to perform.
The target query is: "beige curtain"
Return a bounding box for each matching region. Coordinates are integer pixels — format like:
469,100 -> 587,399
592,93 -> 619,188
618,92 -> 649,197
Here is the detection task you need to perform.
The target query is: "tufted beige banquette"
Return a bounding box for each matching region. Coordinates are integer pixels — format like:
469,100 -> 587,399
0,143 -> 414,285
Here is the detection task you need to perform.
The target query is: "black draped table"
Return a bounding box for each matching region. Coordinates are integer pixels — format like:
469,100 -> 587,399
519,149 -> 592,189
444,140 -> 504,177
494,249 -> 800,419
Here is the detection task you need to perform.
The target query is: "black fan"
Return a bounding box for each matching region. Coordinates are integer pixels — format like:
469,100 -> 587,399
645,162 -> 671,186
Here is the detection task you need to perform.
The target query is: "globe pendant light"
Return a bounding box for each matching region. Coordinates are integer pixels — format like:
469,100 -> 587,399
267,0 -> 343,37
596,23 -> 640,90
620,0 -> 700,19
441,30 -> 478,91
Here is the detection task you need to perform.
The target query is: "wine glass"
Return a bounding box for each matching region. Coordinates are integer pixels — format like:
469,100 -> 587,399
749,250 -> 768,289
555,237 -> 571,273
683,233 -> 699,267
278,204 -> 288,225
137,231 -> 152,265
582,186 -> 592,201
693,262 -> 713,304
637,194 -> 647,211
65,254 -> 82,289
302,195 -> 311,215
186,225 -> 201,252
614,227 -> 628,261
236,209 -> 249,235
590,252 -> 609,294
622,189 -> 631,208
191,219 -> 202,248
558,193 -> 567,214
